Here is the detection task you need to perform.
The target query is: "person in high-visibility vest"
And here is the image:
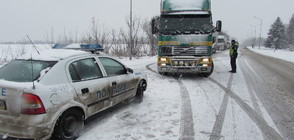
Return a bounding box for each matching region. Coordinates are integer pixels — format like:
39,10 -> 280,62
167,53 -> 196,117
229,40 -> 238,73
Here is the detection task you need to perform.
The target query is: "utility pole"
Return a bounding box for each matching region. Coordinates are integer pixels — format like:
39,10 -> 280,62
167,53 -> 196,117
129,0 -> 133,60
254,16 -> 262,49
250,25 -> 256,48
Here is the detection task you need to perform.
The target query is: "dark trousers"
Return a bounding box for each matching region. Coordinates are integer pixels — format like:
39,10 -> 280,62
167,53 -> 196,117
230,55 -> 237,72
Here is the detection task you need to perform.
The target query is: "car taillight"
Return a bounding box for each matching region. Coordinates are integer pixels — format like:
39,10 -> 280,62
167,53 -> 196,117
21,93 -> 46,115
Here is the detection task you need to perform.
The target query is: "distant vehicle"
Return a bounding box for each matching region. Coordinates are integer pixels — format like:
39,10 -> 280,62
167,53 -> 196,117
213,35 -> 229,52
152,0 -> 222,77
0,44 -> 147,140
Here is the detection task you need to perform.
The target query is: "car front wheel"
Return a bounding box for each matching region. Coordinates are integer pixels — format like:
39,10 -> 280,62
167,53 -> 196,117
135,80 -> 145,103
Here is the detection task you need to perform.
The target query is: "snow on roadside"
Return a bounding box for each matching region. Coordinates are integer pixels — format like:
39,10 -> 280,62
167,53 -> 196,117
248,46 -> 294,63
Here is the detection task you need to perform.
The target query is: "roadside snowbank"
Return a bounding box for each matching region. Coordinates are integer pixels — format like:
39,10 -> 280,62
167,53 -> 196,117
248,46 -> 294,63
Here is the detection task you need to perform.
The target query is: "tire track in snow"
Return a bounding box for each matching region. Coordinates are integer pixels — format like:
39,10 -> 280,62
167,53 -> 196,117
208,77 -> 284,140
209,75 -> 233,140
146,63 -> 195,140
176,77 -> 195,140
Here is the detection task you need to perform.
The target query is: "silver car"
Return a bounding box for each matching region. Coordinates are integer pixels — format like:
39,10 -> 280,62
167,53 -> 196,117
0,44 -> 147,140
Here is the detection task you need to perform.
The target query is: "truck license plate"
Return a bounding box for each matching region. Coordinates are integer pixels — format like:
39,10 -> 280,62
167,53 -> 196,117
0,100 -> 6,110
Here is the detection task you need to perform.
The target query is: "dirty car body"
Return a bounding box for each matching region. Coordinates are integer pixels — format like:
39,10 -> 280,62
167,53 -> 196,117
0,44 -> 147,140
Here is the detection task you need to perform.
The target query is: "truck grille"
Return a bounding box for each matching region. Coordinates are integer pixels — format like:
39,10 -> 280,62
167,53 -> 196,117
161,46 -> 209,56
174,47 -> 196,55
174,46 -> 209,56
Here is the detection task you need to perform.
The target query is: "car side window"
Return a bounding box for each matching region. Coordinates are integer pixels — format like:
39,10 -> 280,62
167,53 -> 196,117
99,57 -> 127,76
69,58 -> 103,82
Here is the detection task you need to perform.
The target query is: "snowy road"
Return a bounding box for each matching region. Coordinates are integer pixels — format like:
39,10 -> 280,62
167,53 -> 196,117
76,48 -> 294,140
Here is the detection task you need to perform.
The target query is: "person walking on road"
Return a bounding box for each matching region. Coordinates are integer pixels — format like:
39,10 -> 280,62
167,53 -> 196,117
229,40 -> 238,73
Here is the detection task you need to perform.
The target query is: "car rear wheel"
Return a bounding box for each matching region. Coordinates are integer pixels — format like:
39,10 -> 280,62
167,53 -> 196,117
52,109 -> 84,140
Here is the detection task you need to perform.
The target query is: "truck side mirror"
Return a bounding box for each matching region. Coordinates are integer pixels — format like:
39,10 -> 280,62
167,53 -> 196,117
216,20 -> 222,32
152,18 -> 159,34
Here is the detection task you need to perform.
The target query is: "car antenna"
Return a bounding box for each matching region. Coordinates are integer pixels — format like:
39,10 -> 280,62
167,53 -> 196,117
30,54 -> 36,89
26,35 -> 40,54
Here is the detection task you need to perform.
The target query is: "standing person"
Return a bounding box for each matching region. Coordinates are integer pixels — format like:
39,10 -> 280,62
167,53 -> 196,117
229,40 -> 238,73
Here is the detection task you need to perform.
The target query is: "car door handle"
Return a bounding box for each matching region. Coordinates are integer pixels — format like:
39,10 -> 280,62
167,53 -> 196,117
112,82 -> 117,86
81,88 -> 89,94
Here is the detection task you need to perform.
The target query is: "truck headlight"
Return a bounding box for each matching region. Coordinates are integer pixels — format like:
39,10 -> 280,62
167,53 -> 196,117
160,58 -> 167,61
173,61 -> 178,66
179,61 -> 184,66
202,58 -> 209,62
203,64 -> 209,67
190,61 -> 196,66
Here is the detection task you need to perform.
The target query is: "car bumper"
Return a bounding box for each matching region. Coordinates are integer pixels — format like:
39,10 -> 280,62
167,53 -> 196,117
0,114 -> 53,140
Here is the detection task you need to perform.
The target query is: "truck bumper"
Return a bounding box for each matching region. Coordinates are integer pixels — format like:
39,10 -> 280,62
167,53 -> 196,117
158,65 -> 213,74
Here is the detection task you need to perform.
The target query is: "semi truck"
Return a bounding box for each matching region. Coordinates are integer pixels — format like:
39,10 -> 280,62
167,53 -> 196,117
213,35 -> 229,52
152,0 -> 222,77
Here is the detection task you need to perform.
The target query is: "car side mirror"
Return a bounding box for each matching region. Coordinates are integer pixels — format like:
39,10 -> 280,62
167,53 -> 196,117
216,20 -> 222,32
127,68 -> 134,73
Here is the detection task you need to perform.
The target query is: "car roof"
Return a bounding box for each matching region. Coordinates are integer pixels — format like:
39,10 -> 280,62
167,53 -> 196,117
17,49 -> 105,61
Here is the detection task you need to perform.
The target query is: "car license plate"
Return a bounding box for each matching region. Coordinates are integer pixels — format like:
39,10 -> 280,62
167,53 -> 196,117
0,100 -> 6,110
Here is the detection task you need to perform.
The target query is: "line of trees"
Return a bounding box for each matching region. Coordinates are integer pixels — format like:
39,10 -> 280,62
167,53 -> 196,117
265,14 -> 294,51
43,16 -> 158,58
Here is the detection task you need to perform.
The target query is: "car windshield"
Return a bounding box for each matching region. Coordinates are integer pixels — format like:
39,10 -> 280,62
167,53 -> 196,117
0,60 -> 56,82
159,14 -> 213,34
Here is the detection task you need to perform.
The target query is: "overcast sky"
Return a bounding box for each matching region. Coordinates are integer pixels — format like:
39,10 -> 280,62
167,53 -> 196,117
0,0 -> 293,43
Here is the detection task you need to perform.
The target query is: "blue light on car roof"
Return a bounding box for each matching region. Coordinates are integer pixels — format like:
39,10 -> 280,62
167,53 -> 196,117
80,44 -> 103,50
53,44 -> 104,52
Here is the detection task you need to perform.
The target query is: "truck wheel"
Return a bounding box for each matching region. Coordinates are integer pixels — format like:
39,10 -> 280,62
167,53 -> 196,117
135,80 -> 144,103
52,109 -> 84,140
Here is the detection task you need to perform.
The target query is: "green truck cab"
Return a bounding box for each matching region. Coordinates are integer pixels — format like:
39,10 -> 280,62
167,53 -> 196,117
152,0 -> 221,77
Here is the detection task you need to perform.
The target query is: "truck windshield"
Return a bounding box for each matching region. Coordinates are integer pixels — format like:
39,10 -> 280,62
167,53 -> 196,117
159,14 -> 213,34
0,60 -> 56,82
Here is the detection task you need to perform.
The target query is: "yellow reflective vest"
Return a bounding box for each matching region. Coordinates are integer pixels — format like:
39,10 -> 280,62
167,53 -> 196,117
230,44 -> 238,56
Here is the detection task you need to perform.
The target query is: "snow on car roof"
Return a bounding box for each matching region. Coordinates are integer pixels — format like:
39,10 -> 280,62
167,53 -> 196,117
17,49 -> 91,61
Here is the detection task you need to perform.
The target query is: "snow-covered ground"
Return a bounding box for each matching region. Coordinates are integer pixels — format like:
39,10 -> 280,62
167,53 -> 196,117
0,44 -> 293,140
248,46 -> 294,63
77,46 -> 293,140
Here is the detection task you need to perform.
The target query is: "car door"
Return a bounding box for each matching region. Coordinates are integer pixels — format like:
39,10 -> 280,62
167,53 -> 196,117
98,57 -> 138,105
68,57 -> 112,116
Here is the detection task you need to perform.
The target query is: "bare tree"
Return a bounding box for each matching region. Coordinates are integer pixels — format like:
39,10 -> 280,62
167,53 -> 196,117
120,16 -> 142,59
142,17 -> 158,56
83,17 -> 108,46
44,26 -> 55,46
